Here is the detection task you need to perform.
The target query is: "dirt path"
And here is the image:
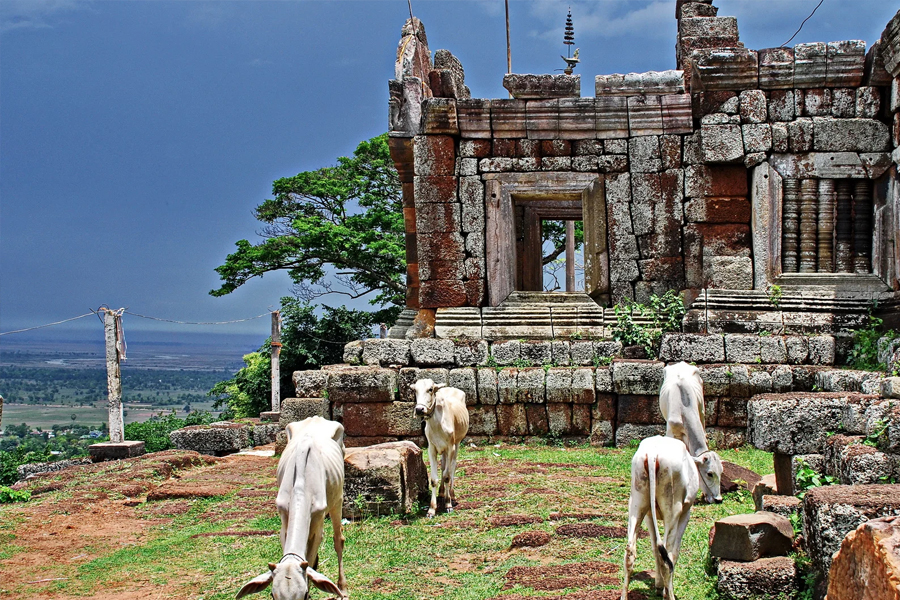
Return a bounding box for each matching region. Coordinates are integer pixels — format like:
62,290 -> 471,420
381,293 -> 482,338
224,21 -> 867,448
1,450 -> 278,599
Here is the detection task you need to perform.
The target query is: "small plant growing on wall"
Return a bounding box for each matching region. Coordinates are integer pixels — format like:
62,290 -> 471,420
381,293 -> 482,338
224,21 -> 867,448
766,284 -> 783,308
611,291 -> 685,359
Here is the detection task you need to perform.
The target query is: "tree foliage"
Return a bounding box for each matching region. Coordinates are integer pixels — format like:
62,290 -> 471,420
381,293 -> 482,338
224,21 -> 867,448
211,134 -> 406,306
209,298 -> 400,418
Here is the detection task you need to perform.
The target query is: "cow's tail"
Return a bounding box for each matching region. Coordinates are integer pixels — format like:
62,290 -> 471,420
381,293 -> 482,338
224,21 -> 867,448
647,452 -> 674,572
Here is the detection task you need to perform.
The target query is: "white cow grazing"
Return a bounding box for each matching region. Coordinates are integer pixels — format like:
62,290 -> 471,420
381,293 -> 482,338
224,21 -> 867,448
411,378 -> 469,518
659,361 -> 724,504
237,416 -> 347,600
621,435 -> 701,600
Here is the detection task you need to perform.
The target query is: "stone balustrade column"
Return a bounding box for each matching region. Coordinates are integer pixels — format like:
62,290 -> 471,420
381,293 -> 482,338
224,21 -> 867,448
817,179 -> 835,272
782,178 -> 800,273
853,179 -> 872,274
799,179 -> 818,273
834,180 -> 853,273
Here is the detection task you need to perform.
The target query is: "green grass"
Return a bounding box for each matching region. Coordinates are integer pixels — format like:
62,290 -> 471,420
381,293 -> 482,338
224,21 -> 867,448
0,444 -> 774,599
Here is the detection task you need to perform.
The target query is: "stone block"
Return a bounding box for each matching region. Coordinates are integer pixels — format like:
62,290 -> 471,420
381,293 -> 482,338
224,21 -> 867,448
813,117 -> 890,152
342,340 -> 363,365
490,99 -> 527,138
491,340 -> 520,365
808,335 -> 836,365
825,434 -> 896,486
614,423 -> 665,448
691,48 -> 759,91
279,398 -> 330,427
467,405 -> 497,436
516,368 -> 546,403
342,402 -> 420,437
343,441 -> 428,518
557,98 -> 598,140
825,40 -> 866,87
327,366 -> 398,404
725,334 -> 762,363
627,96 -> 663,137
628,135 -> 662,173
742,124 -> 772,153
785,336 -> 809,364
794,42 -> 827,88
684,197 -> 751,224
760,338 -> 788,364
362,338 -> 412,367
88,441 -> 145,462
767,89 -> 795,122
595,366 -> 613,393
590,419 -> 614,446
448,368 -> 477,405
827,515 -> 900,600
752,474 -> 778,510
409,338 -> 455,366
701,123 -> 745,163
419,280 -> 467,308
803,484 -> 900,581
520,340 -> 552,365
716,557 -> 797,600
569,340 -> 595,366
661,93 -> 693,134
738,90 -> 767,123
497,403 -> 528,436
458,139 -> 491,158
761,495 -> 801,519
758,47 -> 794,89
503,73 -> 580,99
617,395 -> 664,425
709,511 -> 794,561
550,341 -> 571,366
421,98 -> 458,135
659,333 -> 726,363
170,423 -> 250,456
294,370 -> 329,398
456,99 -> 491,139
525,99 -> 559,139
831,88 -> 856,118
802,87 -> 832,116
611,360 -> 665,394
863,40 -> 892,86
748,393 -> 872,455
476,368 -> 498,405
749,369 -> 773,395
595,96 -> 629,139
399,367 -> 449,402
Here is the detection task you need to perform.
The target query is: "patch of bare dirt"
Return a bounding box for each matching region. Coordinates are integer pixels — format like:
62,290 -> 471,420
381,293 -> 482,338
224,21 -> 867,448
503,561 -> 619,591
510,531 -> 551,548
489,515 -> 544,527
490,592 -> 646,600
452,501 -> 482,510
146,483 -> 232,500
550,511 -> 615,521
555,523 -> 628,539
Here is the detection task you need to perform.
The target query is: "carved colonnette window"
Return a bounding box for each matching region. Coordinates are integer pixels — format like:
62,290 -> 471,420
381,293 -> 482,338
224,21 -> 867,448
780,177 -> 873,275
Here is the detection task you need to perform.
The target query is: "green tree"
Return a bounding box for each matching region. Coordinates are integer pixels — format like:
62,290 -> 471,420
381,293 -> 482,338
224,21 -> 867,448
211,134 -> 406,307
209,297 -> 398,418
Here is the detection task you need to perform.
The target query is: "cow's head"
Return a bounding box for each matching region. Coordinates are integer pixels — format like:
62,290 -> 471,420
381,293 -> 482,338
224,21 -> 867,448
412,378 -> 444,417
235,558 -> 342,600
694,450 -> 723,504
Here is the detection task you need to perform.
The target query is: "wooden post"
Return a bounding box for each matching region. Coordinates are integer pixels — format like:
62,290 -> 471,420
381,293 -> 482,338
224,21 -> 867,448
104,310 -> 124,443
505,0 -> 512,98
565,220 -> 576,292
271,311 -> 282,413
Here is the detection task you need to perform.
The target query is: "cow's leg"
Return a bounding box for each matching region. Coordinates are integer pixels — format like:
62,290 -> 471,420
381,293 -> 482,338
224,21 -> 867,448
427,443 -> 441,518
445,444 -> 460,512
646,504 -> 666,592
621,494 -> 646,600
667,502 -> 692,569
307,514 -> 325,571
329,503 -> 347,598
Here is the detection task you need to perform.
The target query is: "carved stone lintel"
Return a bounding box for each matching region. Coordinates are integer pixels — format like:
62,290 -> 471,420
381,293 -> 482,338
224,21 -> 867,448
817,179 -> 835,272
835,180 -> 853,273
782,178 -> 800,273
853,179 -> 872,274
799,179 -> 818,273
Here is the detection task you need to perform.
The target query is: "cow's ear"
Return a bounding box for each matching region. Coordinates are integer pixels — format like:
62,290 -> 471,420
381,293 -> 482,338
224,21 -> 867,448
433,382 -> 446,390
307,567 -> 343,596
235,570 -> 274,598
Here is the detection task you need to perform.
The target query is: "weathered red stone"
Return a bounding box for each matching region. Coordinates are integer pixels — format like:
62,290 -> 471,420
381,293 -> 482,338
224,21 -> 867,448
593,393 -> 617,421
419,280 -> 467,308
827,515 -> 900,600
717,396 -> 748,427
342,402 -> 420,437
464,278 -> 485,307
497,404 -> 528,436
617,395 -> 664,424
526,403 -> 550,435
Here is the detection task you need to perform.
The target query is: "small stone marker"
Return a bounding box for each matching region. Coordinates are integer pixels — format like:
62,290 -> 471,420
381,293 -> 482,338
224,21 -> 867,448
709,511 -> 794,562
717,556 -> 797,600
343,441 -> 428,518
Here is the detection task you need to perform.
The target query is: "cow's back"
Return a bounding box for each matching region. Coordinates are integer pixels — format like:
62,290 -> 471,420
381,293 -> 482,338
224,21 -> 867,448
437,388 -> 469,444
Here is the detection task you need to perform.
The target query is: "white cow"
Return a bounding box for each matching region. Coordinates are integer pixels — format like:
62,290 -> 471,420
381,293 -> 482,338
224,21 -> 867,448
621,435 -> 702,600
237,416 -> 347,600
411,378 -> 469,518
659,361 -> 723,504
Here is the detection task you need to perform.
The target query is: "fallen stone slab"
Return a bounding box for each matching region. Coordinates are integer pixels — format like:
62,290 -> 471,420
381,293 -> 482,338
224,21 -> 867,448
747,392 -> 878,455
343,441 -> 428,518
752,474 -> 777,510
803,484 -> 900,582
170,422 -> 251,456
709,511 -> 794,562
761,495 -> 802,519
716,556 -> 797,600
88,441 -> 146,462
827,514 -> 900,600
825,434 -> 897,485
722,461 -> 762,492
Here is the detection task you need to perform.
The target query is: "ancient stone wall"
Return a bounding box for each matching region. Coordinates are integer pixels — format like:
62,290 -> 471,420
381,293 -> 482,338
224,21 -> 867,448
387,2 -> 900,317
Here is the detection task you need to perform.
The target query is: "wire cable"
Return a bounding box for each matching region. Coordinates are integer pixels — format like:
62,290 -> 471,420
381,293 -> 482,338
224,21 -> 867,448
0,312 -> 96,336
780,0 -> 825,48
122,310 -> 271,325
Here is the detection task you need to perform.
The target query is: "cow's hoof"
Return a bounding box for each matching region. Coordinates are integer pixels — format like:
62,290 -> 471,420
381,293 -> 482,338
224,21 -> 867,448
446,507 -> 454,514
427,511 -> 436,519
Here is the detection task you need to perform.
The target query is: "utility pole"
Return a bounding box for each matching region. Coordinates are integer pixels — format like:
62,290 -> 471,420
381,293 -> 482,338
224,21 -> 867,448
103,309 -> 125,443
271,310 -> 282,413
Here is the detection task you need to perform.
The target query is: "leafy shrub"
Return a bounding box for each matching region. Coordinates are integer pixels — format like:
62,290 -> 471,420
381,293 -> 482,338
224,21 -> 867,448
612,291 -> 686,359
0,486 -> 31,503
848,316 -> 898,371
794,458 -> 835,497
0,446 -> 52,486
123,411 -> 215,453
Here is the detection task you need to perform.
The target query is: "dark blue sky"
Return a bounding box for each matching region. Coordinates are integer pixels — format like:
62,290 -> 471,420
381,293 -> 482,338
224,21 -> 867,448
2,0 -> 896,338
